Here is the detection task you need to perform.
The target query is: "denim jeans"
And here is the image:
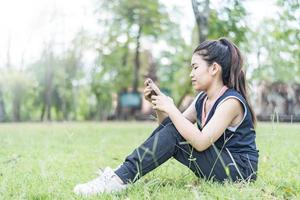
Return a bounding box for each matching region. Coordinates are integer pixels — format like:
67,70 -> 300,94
115,117 -> 257,183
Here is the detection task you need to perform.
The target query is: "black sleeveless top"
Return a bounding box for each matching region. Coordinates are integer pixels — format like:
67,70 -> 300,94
195,89 -> 259,162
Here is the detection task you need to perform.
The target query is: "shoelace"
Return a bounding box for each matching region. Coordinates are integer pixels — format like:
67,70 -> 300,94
84,169 -> 110,190
103,173 -> 111,186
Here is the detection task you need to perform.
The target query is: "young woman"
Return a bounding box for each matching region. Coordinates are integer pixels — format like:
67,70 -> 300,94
74,38 -> 259,196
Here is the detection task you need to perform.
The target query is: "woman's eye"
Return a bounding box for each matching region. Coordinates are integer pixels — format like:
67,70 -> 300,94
193,66 -> 198,70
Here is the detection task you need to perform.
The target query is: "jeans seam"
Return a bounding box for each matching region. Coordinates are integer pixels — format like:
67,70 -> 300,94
139,127 -> 176,174
141,145 -> 174,173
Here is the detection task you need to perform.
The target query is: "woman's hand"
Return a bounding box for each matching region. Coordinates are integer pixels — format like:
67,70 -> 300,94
143,78 -> 160,103
143,85 -> 154,103
144,78 -> 170,123
151,94 -> 175,114
143,78 -> 176,114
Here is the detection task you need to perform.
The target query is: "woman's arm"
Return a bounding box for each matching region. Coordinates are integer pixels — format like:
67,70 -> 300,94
152,95 -> 243,151
182,94 -> 200,124
156,94 -> 199,125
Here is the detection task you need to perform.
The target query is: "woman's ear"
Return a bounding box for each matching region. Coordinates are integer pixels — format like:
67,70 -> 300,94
209,62 -> 221,76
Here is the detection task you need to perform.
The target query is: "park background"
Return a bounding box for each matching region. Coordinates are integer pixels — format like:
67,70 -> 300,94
0,0 -> 300,199
0,0 -> 299,122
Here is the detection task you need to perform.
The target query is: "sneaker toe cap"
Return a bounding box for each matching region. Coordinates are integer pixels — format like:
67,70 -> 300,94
73,184 -> 91,196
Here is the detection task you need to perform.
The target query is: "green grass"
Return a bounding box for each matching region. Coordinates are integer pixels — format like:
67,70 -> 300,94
0,121 -> 300,199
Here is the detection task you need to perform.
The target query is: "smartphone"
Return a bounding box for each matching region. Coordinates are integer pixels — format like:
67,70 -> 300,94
146,80 -> 157,98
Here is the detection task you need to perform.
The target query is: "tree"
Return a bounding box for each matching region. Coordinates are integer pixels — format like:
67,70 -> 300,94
0,88 -> 6,122
29,44 -> 55,121
97,0 -> 173,91
29,39 -> 85,121
174,0 -> 249,107
252,0 -> 300,83
191,0 -> 210,43
90,0 -> 178,119
0,69 -> 35,122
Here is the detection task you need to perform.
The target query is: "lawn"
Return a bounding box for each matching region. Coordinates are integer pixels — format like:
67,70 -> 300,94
0,121 -> 299,199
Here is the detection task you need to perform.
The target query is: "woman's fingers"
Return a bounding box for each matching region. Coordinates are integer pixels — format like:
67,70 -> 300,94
144,87 -> 152,92
144,88 -> 154,102
149,83 -> 161,95
144,78 -> 152,86
144,91 -> 151,100
144,78 -> 160,93
144,91 -> 150,95
144,88 -> 152,95
144,86 -> 153,93
144,79 -> 150,86
144,88 -> 153,95
151,100 -> 157,106
151,95 -> 158,100
144,78 -> 162,96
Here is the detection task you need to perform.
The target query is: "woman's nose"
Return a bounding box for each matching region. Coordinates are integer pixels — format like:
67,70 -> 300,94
189,71 -> 193,77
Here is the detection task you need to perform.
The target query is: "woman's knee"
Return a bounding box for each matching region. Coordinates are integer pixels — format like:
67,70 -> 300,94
160,123 -> 181,138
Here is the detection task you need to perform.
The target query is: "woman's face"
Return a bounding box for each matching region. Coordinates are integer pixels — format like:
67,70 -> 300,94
190,54 -> 212,92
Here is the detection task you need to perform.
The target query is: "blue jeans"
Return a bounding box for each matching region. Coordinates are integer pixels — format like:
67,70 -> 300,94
115,117 -> 257,183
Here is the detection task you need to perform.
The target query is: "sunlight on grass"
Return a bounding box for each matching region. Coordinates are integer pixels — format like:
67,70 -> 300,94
0,122 -> 299,199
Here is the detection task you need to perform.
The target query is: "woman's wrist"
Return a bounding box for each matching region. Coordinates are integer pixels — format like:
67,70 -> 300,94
155,110 -> 168,124
165,103 -> 177,115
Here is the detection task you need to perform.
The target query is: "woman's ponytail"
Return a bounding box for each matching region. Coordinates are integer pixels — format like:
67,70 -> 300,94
219,38 -> 256,124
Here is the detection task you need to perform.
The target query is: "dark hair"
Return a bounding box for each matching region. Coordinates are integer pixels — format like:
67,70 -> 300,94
193,38 -> 256,124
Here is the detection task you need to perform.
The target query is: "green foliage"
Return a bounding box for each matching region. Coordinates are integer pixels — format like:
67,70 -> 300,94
90,67 -> 114,120
1,1 -> 299,121
157,41 -> 193,103
95,0 -> 176,91
207,0 -> 248,46
0,69 -> 36,121
252,0 -> 300,83
100,0 -> 170,38
26,32 -> 88,121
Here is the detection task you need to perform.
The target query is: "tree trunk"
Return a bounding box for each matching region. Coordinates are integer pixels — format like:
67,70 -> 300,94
12,94 -> 21,121
40,103 -> 45,121
0,89 -> 6,122
133,25 -> 142,92
174,0 -> 211,109
176,90 -> 190,109
191,0 -> 210,43
40,50 -> 54,121
62,94 -> 67,120
6,33 -> 12,69
146,51 -> 158,82
72,87 -> 77,121
46,75 -> 53,121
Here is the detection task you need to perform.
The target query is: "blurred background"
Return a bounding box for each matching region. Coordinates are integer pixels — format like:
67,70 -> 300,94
0,0 -> 299,122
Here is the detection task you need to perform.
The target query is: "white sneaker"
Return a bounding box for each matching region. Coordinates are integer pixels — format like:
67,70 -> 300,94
73,167 -> 128,196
